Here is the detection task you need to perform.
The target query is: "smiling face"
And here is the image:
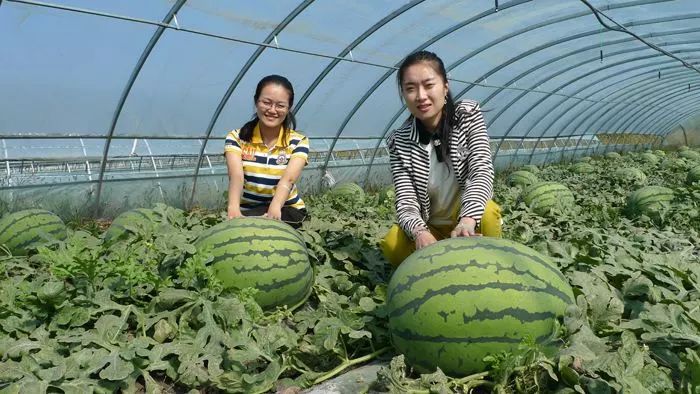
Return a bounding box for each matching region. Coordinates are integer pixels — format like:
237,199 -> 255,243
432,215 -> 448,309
400,61 -> 449,131
255,83 -> 291,131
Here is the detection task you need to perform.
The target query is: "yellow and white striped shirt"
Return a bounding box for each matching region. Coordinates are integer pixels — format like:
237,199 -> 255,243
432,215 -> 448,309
224,124 -> 309,211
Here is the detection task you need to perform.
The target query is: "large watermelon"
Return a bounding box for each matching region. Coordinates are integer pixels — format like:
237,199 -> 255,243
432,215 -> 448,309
103,208 -> 158,243
613,167 -> 646,185
626,186 -> 674,217
571,162 -> 594,174
523,182 -> 575,215
0,209 -> 67,255
521,164 -> 540,173
387,237 -> 574,376
687,166 -> 700,185
507,170 -> 538,187
576,156 -> 592,163
195,217 -> 313,309
605,151 -> 621,159
679,150 -> 700,161
653,150 -> 665,156
331,182 -> 365,202
639,152 -> 659,164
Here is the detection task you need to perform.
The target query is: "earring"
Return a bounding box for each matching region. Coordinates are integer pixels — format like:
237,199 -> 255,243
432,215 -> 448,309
444,95 -> 448,105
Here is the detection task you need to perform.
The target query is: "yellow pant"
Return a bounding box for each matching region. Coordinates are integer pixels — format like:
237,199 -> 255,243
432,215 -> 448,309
381,200 -> 502,268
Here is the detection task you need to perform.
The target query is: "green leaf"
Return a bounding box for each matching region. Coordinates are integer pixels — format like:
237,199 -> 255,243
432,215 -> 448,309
98,351 -> 135,381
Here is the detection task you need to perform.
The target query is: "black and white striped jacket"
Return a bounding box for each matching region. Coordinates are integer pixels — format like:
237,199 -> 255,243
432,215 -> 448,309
386,100 -> 494,239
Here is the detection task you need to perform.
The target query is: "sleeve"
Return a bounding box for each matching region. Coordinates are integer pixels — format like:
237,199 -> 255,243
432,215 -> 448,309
224,130 -> 242,154
291,135 -> 309,164
456,102 -> 494,223
387,133 -> 428,240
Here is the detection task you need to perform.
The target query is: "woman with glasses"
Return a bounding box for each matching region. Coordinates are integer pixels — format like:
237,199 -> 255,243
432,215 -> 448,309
381,51 -> 502,267
224,75 -> 309,228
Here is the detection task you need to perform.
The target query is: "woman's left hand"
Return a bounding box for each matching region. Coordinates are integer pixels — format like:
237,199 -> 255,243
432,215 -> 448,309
263,205 -> 283,221
451,217 -> 480,238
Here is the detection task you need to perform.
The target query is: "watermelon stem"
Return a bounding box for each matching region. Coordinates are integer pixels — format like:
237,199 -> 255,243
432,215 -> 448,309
312,346 -> 391,385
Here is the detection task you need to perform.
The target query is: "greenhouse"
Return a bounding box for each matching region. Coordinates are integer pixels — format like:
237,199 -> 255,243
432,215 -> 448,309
1,0 -> 699,392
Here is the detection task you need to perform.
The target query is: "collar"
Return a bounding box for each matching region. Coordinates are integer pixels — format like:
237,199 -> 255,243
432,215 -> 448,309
251,123 -> 286,147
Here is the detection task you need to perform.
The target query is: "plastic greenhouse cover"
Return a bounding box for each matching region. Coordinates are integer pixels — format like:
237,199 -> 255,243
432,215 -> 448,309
1,0 -> 699,189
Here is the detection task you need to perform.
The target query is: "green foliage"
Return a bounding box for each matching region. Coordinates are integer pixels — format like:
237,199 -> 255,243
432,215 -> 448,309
1,149 -> 699,392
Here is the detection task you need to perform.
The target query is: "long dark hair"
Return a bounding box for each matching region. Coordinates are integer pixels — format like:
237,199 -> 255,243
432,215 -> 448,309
240,75 -> 297,147
397,50 -> 456,163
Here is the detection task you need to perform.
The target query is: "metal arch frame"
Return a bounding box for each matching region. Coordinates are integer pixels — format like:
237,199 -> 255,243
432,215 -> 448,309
530,58 -> 696,163
322,0 -> 533,189
540,66 -> 697,163
579,87 -> 700,158
469,24 -> 700,161
658,105 -> 700,141
622,86 -> 700,135
553,61 -> 700,163
563,64 -> 695,138
359,0 -> 662,186
291,0 -> 425,114
582,93 -> 700,158
93,0 -> 187,215
187,0 -> 315,208
488,46 -> 699,165
559,69 -> 698,160
605,75 -> 699,133
474,31 -> 700,164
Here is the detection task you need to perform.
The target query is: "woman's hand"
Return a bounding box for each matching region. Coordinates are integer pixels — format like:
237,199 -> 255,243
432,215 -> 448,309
415,229 -> 437,250
227,207 -> 243,220
451,217 -> 480,238
264,204 -> 283,221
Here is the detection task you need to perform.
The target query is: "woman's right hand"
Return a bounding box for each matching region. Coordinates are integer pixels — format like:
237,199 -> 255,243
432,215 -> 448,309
414,230 -> 437,250
227,208 -> 243,220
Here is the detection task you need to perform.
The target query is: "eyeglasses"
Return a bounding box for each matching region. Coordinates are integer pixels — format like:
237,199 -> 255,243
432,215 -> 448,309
257,99 -> 289,112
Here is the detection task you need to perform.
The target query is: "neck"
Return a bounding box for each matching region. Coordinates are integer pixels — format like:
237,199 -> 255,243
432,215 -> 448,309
259,123 -> 280,146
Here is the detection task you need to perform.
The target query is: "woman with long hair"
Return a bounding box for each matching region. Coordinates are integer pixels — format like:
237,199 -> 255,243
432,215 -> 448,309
381,51 -> 502,266
224,75 -> 309,228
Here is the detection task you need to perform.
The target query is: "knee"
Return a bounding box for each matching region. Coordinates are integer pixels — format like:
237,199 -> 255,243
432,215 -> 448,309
480,200 -> 503,237
381,224 -> 414,268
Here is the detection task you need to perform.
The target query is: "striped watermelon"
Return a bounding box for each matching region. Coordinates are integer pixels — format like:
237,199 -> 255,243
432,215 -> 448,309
507,170 -> 538,187
521,164 -> 540,173
387,237 -> 574,376
195,217 -> 313,309
103,208 -> 157,243
653,150 -> 665,156
576,156 -> 592,163
571,162 -> 594,174
626,186 -> 674,217
0,209 -> 67,255
605,151 -> 621,159
679,150 -> 700,161
639,152 -> 659,164
613,167 -> 646,185
687,166 -> 700,185
523,182 -> 575,215
332,182 -> 365,201
679,146 -> 690,151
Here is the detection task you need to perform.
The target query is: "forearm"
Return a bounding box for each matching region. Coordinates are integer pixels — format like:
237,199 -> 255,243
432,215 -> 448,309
227,170 -> 244,211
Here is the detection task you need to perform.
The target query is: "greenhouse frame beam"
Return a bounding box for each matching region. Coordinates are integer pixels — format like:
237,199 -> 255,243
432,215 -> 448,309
564,65 -> 694,137
188,0 -> 316,209
488,48 -> 698,164
530,57 -> 700,164
578,94 -> 700,159
609,79 -> 700,133
466,31 -> 700,164
292,0 -> 426,113
592,95 -> 696,158
553,61 -> 699,163
624,88 -> 700,135
541,67 -> 696,161
93,0 -> 187,216
360,0 -> 676,186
